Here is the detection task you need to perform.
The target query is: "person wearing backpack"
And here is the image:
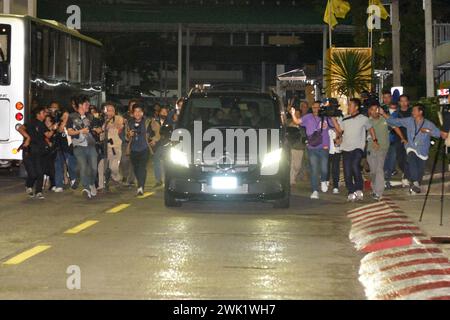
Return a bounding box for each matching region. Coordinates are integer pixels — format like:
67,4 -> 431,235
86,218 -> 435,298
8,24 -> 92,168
290,101 -> 336,200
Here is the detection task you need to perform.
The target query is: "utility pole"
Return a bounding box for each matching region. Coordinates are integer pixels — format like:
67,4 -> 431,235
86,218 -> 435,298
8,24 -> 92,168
392,0 -> 401,86
3,0 -> 11,14
424,0 -> 435,97
177,23 -> 183,99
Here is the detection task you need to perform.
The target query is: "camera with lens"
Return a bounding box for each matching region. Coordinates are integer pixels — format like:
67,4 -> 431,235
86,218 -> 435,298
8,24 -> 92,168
53,110 -> 63,124
319,98 -> 343,118
361,91 -> 380,116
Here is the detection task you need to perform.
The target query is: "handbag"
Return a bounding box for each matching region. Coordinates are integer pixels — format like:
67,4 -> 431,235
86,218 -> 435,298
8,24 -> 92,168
307,117 -> 324,147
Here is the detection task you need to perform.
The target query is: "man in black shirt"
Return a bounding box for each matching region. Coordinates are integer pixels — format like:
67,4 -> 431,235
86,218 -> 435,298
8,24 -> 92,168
22,106 -> 56,199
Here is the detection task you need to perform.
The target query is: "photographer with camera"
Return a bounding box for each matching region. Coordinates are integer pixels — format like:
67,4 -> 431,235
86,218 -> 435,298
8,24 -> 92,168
67,96 -> 99,200
127,104 -> 151,196
48,101 -> 78,192
380,104 -> 448,195
290,101 -> 339,200
20,106 -> 57,200
334,98 -> 379,202
149,106 -> 170,188
98,103 -> 124,191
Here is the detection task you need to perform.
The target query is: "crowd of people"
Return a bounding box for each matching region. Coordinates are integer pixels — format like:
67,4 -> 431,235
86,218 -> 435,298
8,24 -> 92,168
16,91 -> 450,204
288,92 -> 449,202
18,96 -> 184,200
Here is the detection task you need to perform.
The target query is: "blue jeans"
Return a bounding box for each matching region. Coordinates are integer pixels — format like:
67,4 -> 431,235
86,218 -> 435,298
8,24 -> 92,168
384,143 -> 397,181
308,148 -> 329,192
73,145 -> 98,189
343,149 -> 364,195
55,150 -> 77,188
407,152 -> 426,184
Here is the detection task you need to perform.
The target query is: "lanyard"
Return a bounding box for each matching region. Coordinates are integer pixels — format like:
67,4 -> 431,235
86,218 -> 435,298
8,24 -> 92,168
413,120 -> 425,142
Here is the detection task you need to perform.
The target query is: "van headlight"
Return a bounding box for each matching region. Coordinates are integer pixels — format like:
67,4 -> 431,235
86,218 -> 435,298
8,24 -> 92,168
170,148 -> 190,168
261,149 -> 282,169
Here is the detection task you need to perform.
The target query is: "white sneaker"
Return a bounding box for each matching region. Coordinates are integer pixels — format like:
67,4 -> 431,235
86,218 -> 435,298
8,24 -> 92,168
347,193 -> 357,202
321,182 -> 329,193
90,185 -> 97,197
355,190 -> 364,201
26,188 -> 34,198
333,188 -> 340,194
310,191 -> 320,200
402,178 -> 410,188
82,189 -> 92,200
410,182 -> 421,194
35,193 -> 45,200
70,179 -> 78,190
137,187 -> 144,196
53,187 -> 64,193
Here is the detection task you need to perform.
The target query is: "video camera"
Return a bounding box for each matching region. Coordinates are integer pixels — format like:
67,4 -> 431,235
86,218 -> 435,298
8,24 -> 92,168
319,98 -> 343,118
361,91 -> 380,116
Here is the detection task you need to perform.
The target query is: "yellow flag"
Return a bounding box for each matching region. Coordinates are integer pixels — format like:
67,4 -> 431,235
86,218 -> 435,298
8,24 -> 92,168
370,0 -> 390,20
324,0 -> 351,29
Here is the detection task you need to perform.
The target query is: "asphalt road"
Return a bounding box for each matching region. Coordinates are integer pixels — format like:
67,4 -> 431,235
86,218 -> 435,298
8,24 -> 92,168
0,169 -> 365,300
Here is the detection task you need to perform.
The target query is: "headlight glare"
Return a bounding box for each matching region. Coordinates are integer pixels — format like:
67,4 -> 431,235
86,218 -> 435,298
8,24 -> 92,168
261,149 -> 282,169
170,148 -> 190,168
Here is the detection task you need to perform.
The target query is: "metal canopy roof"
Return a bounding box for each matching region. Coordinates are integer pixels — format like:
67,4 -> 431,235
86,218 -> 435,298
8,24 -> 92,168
81,22 -> 354,34
38,1 -> 355,34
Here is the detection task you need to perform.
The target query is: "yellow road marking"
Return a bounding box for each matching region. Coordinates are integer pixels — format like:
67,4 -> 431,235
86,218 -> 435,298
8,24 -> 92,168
3,245 -> 51,265
64,220 -> 99,234
138,192 -> 155,199
106,203 -> 131,214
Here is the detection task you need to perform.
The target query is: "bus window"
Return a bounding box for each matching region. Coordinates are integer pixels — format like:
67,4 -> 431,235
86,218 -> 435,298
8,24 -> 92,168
91,47 -> 102,84
55,32 -> 66,80
0,24 -> 11,85
48,30 -> 56,79
69,37 -> 80,82
81,42 -> 90,84
31,24 -> 43,77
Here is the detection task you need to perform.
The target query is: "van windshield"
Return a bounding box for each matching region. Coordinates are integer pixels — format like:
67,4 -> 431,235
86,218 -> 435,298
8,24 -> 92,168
0,24 -> 11,85
181,95 -> 280,129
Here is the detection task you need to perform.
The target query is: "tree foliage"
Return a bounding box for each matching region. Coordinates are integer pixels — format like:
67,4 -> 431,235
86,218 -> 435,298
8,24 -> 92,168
325,49 -> 372,99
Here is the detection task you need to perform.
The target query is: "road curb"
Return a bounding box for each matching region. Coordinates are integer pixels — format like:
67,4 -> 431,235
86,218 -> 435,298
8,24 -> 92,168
347,199 -> 450,300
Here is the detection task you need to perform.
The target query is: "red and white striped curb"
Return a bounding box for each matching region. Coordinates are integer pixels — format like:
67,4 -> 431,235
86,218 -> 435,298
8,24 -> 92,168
348,202 -> 419,252
347,201 -> 450,300
359,245 -> 450,300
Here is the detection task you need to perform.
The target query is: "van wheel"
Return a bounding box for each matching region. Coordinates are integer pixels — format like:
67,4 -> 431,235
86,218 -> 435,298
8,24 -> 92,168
273,194 -> 290,209
273,184 -> 290,209
164,186 -> 182,208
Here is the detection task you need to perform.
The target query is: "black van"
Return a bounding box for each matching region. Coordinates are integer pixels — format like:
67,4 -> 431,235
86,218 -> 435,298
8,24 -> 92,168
163,87 -> 291,208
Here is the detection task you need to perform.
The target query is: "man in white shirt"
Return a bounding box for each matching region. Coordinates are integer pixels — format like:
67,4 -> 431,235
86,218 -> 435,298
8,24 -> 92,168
335,98 -> 378,202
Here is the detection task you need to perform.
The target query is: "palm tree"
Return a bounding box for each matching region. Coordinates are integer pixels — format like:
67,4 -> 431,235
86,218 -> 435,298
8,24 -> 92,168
325,49 -> 373,99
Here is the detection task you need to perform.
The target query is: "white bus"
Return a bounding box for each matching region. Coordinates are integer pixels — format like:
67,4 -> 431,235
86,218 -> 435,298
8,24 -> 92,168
0,15 -> 103,168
